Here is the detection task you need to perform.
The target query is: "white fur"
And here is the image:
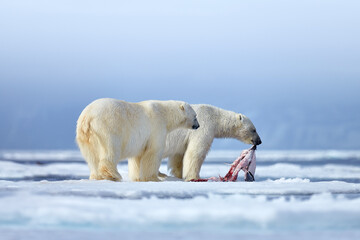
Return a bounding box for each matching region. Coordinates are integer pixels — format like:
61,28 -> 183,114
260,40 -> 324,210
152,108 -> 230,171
76,98 -> 198,182
163,104 -> 261,181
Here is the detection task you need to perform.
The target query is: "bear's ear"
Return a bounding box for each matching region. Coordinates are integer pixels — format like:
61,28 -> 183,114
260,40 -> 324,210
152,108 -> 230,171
180,104 -> 185,111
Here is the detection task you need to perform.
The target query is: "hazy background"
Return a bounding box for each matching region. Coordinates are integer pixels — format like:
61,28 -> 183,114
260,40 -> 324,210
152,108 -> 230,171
1,0 -> 359,150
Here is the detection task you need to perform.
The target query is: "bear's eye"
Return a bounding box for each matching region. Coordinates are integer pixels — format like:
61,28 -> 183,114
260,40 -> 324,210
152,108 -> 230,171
252,129 -> 256,133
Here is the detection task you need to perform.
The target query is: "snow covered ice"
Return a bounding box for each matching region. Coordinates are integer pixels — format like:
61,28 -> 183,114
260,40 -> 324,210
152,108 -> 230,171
1,150 -> 360,240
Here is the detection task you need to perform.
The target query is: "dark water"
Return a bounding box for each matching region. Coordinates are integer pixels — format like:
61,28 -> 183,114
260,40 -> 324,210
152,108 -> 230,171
1,152 -> 360,184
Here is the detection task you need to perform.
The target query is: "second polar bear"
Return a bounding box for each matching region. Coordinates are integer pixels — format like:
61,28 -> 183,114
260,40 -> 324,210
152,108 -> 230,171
76,98 -> 199,182
162,104 -> 262,181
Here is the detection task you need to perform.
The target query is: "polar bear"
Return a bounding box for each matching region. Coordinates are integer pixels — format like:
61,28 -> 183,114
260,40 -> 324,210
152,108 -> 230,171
162,104 -> 262,181
76,98 -> 199,182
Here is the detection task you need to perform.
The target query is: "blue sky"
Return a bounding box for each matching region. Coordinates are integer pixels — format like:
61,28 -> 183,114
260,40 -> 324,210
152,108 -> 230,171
1,0 -> 359,150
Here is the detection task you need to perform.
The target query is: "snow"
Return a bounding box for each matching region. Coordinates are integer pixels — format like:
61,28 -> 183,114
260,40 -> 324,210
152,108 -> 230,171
1,150 -> 360,240
1,180 -> 360,238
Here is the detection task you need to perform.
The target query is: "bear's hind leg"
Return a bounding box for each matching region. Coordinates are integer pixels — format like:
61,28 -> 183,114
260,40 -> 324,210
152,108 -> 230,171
182,139 -> 212,181
168,154 -> 184,179
77,137 -> 102,180
97,140 -> 122,181
98,159 -> 122,181
158,171 -> 168,180
92,133 -> 122,181
139,150 -> 162,182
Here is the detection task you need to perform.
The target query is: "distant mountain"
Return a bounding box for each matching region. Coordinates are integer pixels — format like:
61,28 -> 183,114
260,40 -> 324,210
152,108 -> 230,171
0,101 -> 359,150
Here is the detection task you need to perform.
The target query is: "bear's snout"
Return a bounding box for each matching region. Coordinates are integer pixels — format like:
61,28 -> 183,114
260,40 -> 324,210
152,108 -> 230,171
192,124 -> 200,129
192,118 -> 200,129
253,137 -> 262,146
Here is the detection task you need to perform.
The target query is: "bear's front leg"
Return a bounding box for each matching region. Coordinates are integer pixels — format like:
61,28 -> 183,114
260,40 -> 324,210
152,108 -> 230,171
128,157 -> 141,181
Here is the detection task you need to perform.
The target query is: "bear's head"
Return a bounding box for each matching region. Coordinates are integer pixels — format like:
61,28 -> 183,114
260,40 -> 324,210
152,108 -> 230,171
233,114 -> 262,146
180,103 -> 200,130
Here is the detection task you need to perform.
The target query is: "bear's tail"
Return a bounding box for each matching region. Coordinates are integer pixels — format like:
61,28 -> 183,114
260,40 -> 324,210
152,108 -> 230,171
76,114 -> 92,144
76,114 -> 100,178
